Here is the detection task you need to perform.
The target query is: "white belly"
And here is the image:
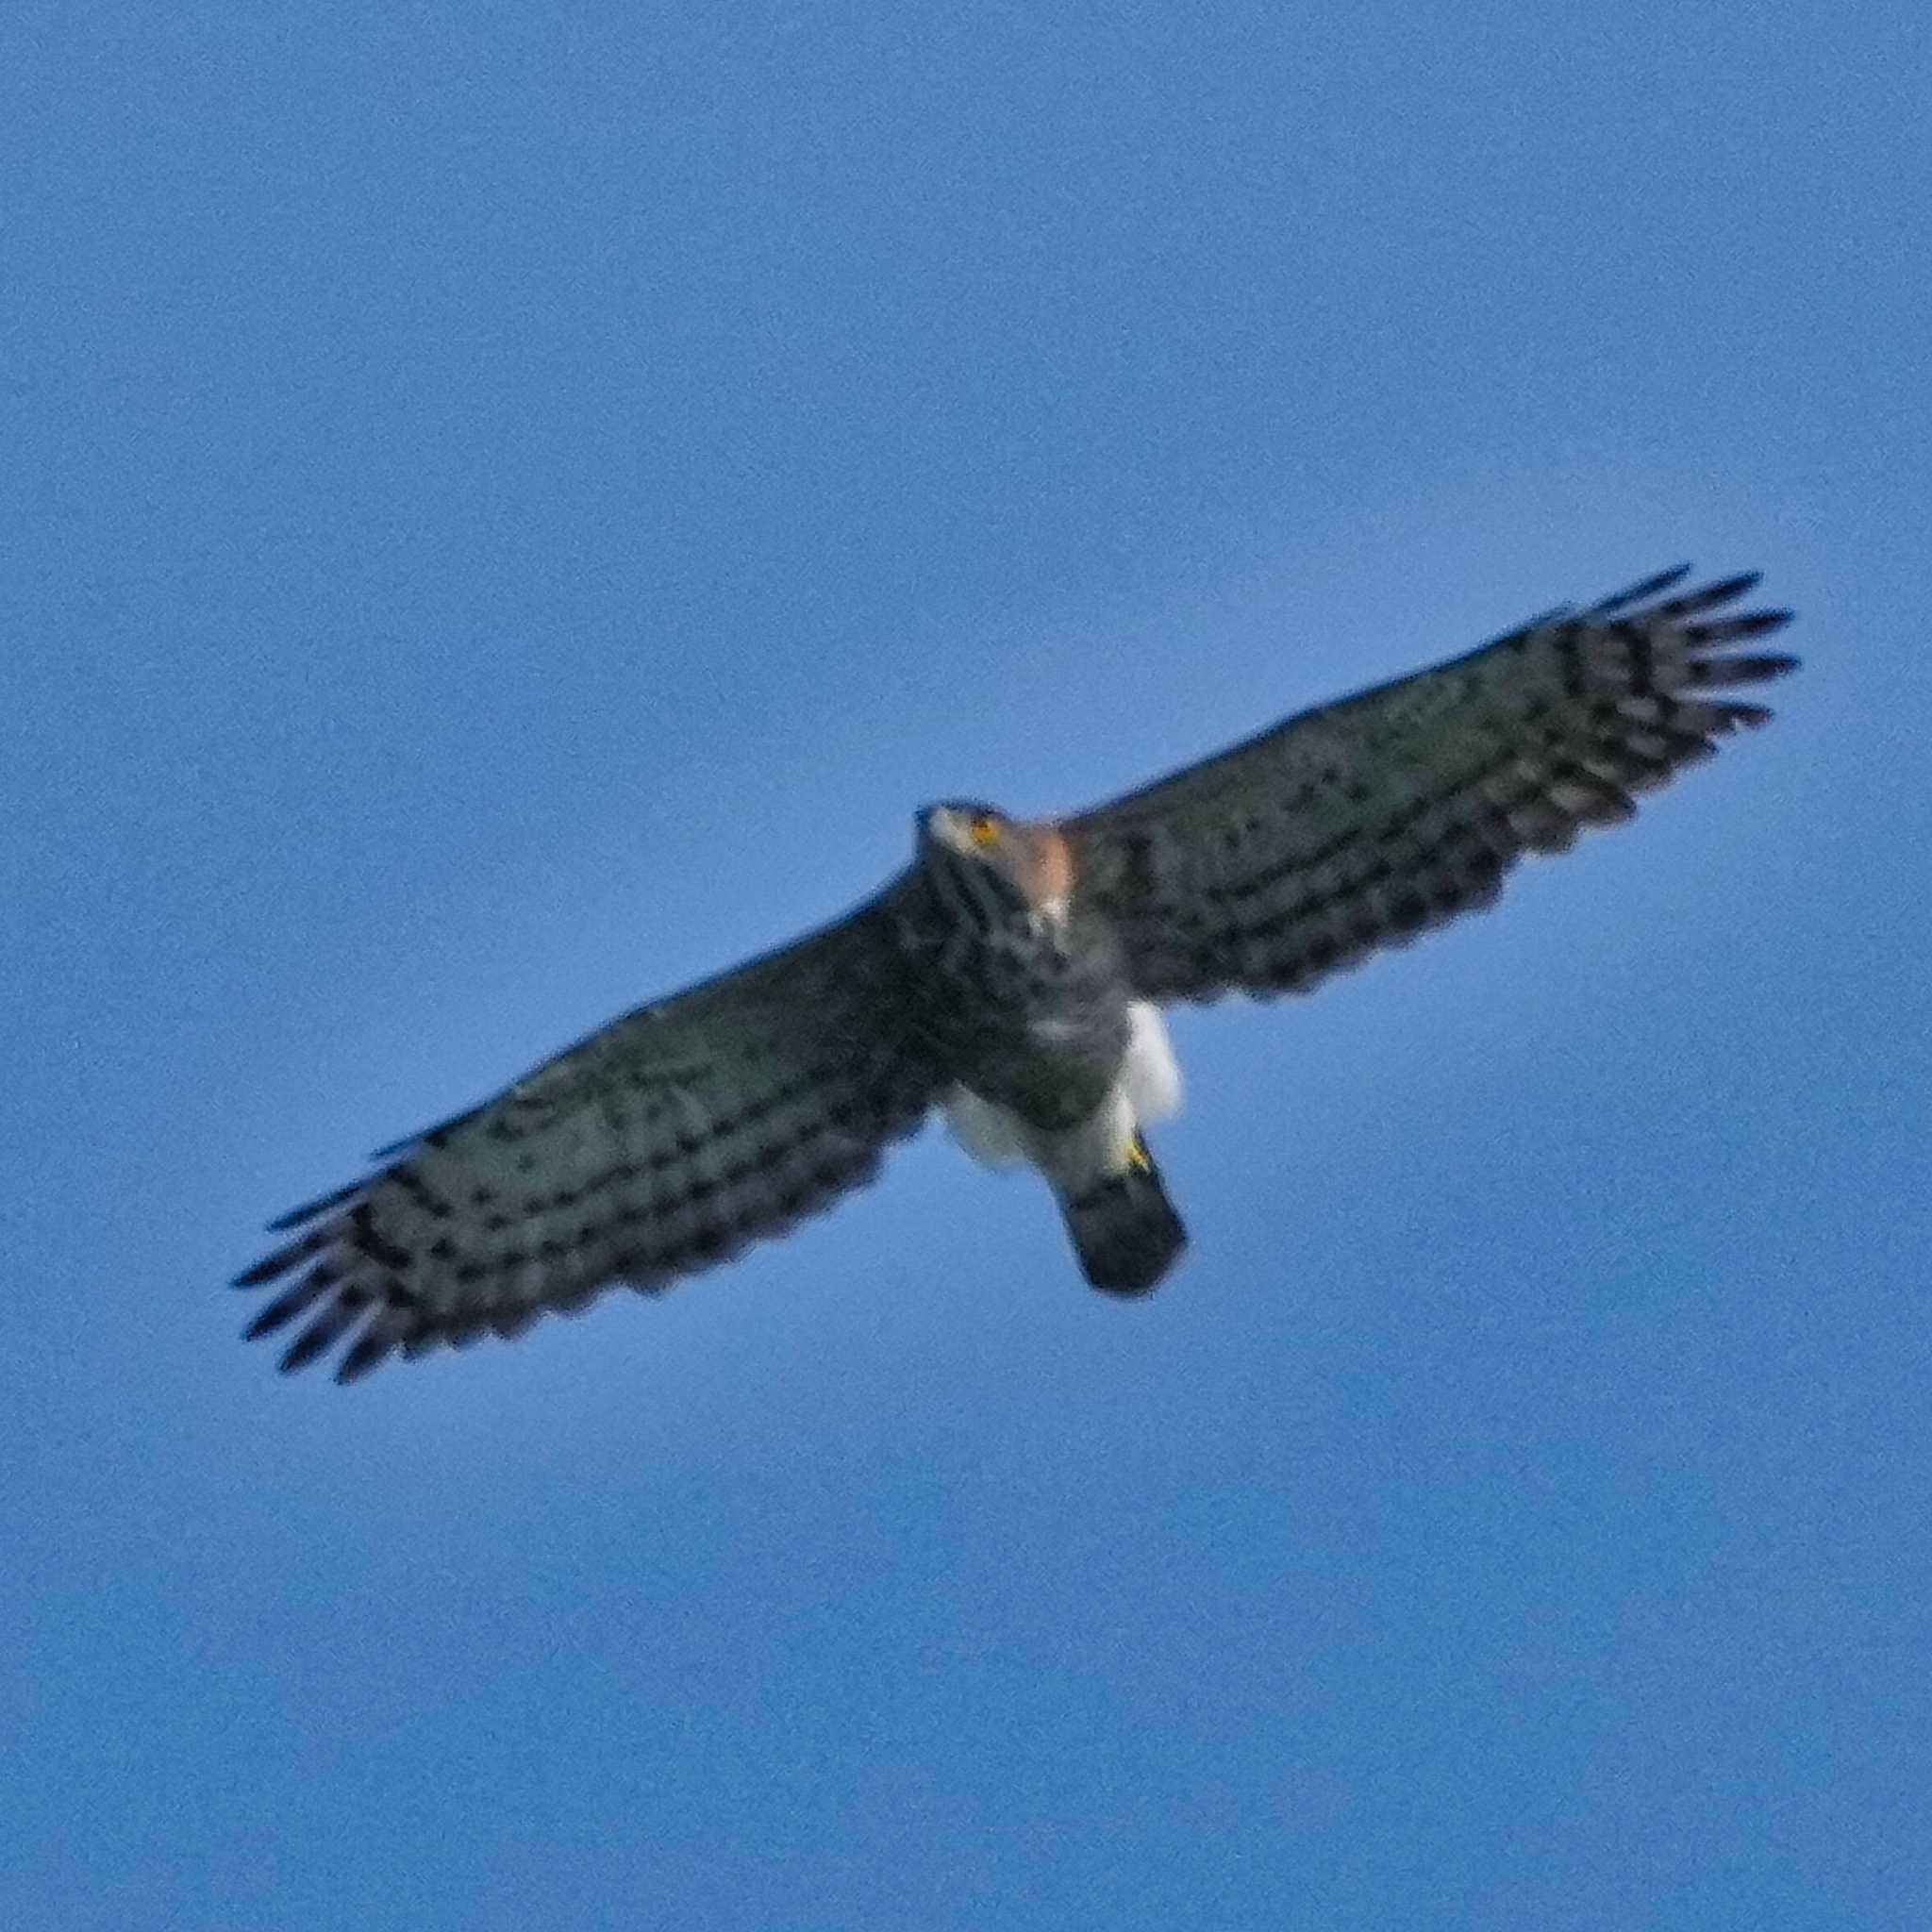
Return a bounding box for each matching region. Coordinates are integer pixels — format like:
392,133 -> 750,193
942,1001 -> 1183,1176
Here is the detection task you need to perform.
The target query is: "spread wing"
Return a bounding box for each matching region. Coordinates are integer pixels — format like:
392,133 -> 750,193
1065,566 -> 1797,1002
235,876 -> 941,1381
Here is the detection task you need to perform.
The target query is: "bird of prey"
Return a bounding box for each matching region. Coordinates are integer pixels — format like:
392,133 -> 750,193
236,565 -> 1796,1381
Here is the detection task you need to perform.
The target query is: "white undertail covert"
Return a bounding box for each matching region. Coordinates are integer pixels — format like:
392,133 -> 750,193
943,1000 -> 1182,1176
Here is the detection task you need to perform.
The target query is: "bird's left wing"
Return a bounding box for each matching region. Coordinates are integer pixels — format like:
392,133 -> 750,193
1064,567 -> 1796,1002
235,875 -> 941,1380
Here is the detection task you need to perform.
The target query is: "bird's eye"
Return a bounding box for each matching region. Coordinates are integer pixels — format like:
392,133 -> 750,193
968,814 -> 1002,849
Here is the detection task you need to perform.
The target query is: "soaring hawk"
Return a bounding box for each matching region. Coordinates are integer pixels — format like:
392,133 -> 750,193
237,565 -> 1796,1381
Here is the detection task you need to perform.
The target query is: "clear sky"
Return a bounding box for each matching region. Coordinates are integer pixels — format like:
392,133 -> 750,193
7,5 -> 1929,1927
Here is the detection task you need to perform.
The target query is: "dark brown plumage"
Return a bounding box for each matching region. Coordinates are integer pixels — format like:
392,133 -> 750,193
237,565 -> 1795,1380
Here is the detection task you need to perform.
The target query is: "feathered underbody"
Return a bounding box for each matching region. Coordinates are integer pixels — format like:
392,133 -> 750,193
908,801 -> 1190,1293
236,565 -> 1797,1380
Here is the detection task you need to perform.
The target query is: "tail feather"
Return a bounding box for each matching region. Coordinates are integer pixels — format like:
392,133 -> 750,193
1061,1135 -> 1187,1296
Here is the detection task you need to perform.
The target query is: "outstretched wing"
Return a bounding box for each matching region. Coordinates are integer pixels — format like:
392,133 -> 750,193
1065,566 -> 1797,1002
236,877 -> 940,1381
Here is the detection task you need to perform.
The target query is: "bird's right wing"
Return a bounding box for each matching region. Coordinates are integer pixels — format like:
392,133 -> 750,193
235,874 -> 941,1380
1065,567 -> 1797,1002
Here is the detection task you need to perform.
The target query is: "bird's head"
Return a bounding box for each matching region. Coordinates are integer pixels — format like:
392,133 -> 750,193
916,802 -> 1073,923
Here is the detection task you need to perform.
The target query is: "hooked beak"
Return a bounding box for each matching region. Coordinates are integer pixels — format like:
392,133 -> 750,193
918,805 -> 968,855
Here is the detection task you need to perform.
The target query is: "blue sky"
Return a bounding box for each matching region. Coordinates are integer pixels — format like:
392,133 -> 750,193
7,4 -> 1929,1925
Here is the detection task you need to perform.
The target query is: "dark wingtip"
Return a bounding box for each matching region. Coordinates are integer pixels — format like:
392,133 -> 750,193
1715,609 -> 1796,641
1733,649 -> 1801,677
277,1321 -> 338,1375
266,1177 -> 363,1232
1691,568 -> 1761,606
1591,563 -> 1693,614
231,1234 -> 321,1289
243,1305 -> 290,1343
242,1267 -> 331,1340
334,1333 -> 393,1383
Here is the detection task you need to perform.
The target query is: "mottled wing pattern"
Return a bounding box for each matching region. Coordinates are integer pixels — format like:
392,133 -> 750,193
237,878 -> 940,1380
1065,567 -> 1797,1001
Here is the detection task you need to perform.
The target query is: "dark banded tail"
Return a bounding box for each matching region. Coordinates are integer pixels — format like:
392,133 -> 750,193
1061,1136 -> 1188,1296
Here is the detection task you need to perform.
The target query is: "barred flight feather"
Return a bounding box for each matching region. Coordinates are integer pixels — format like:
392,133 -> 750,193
233,564 -> 1797,1379
1065,568 -> 1795,1003
235,886 -> 939,1380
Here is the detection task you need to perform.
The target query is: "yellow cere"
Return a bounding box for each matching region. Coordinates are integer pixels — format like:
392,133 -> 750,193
968,814 -> 1003,849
